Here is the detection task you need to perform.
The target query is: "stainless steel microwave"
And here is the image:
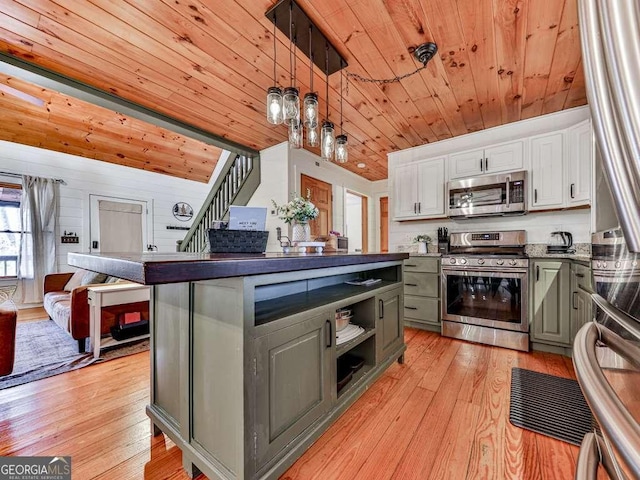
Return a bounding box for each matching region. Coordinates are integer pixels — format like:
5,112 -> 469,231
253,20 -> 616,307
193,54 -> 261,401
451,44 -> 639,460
447,171 -> 527,219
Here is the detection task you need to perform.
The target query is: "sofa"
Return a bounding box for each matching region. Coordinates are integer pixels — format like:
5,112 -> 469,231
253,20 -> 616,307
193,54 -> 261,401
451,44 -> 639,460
43,271 -> 149,353
0,301 -> 17,376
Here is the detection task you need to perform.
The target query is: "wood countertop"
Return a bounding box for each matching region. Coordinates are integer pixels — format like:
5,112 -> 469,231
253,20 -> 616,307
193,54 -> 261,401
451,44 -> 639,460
68,251 -> 409,285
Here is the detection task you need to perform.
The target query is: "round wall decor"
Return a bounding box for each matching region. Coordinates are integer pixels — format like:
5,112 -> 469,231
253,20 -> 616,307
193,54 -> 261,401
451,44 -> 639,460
173,202 -> 193,221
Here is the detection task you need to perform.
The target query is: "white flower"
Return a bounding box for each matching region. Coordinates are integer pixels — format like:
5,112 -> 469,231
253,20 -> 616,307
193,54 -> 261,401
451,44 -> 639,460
272,193 -> 319,224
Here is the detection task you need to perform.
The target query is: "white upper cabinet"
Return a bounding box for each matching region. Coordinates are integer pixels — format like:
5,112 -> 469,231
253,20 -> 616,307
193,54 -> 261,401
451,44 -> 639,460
392,157 -> 445,221
567,120 -> 592,207
449,140 -> 524,179
530,133 -> 565,210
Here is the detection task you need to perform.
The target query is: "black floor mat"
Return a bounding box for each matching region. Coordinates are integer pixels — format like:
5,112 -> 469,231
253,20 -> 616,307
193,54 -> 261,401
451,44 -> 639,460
509,367 -> 594,446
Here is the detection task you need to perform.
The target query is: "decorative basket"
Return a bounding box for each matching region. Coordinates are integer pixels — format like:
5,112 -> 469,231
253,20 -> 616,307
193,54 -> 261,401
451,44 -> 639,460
207,229 -> 269,253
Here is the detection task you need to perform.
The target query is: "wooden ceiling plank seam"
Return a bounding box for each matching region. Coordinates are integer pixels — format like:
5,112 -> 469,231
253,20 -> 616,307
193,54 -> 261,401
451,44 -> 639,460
156,0 -> 402,158
455,0 -> 503,129
114,0 -> 396,160
420,0 -> 485,134
1,0 -> 40,28
2,74 -> 52,102
540,0 -> 582,115
346,0 -> 450,140
492,0 -> 528,124
520,0 -> 566,119
280,1 -> 435,146
381,0 -> 468,137
563,59 -> 587,110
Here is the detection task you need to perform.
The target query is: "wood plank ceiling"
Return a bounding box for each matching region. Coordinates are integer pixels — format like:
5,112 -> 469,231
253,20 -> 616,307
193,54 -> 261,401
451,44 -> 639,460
0,0 -> 586,182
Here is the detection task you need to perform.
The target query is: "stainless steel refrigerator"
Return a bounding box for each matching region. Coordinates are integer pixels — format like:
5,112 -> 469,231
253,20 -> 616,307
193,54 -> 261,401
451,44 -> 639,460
575,1 -> 640,479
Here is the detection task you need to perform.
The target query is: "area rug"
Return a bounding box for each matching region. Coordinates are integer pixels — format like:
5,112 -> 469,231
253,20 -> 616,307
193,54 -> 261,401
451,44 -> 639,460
509,367 -> 594,446
0,319 -> 149,390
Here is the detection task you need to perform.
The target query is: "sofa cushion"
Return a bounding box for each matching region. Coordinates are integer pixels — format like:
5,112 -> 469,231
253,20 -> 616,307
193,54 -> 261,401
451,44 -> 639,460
63,270 -> 86,292
44,291 -> 71,331
81,271 -> 108,286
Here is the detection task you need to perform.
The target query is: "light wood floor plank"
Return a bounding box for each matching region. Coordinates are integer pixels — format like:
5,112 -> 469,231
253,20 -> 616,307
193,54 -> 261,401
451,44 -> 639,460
0,328 -> 583,479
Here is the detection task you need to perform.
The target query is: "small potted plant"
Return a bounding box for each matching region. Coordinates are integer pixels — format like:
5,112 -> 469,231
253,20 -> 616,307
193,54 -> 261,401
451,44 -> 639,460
272,192 -> 319,243
413,234 -> 431,254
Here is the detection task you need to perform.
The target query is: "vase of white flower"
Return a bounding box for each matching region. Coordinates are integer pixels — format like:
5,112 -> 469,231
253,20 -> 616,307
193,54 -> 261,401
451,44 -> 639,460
272,193 -> 319,243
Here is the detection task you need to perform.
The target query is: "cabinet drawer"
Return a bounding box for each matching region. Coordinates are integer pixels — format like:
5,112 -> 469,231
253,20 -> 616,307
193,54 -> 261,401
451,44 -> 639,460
403,257 -> 439,273
404,272 -> 439,297
404,295 -> 440,322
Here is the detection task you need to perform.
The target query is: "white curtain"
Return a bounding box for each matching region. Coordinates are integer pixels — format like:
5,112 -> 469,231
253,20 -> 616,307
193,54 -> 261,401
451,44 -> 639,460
15,175 -> 58,304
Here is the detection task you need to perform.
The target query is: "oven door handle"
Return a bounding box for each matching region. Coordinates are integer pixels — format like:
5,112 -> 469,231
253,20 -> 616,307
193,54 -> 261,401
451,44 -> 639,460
574,320 -> 640,476
576,432 -> 626,480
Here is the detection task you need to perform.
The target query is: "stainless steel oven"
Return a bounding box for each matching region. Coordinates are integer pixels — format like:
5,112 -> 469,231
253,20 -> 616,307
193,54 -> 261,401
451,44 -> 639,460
441,230 -> 530,351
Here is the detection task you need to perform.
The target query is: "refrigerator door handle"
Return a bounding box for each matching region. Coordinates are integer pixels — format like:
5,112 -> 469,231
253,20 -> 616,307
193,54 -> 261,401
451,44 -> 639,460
576,432 -> 626,480
574,319 -> 640,476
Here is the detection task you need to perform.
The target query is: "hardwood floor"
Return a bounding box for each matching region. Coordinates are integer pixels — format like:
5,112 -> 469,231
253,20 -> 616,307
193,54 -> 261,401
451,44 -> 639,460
0,328 -> 580,479
16,306 -> 48,323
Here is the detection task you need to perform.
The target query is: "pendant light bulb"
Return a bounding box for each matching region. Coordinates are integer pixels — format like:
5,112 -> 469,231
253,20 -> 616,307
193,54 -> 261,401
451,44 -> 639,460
289,119 -> 303,149
267,87 -> 283,124
283,87 -> 300,124
335,134 -> 348,163
307,123 -> 319,147
321,121 -> 335,160
303,92 -> 318,127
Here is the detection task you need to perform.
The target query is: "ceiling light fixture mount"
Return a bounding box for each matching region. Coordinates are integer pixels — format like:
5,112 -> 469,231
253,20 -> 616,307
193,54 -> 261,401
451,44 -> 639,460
413,42 -> 438,66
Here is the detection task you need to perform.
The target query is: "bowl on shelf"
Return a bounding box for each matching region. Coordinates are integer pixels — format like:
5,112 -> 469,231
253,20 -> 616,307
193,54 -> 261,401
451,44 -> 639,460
336,315 -> 352,332
335,308 -> 351,319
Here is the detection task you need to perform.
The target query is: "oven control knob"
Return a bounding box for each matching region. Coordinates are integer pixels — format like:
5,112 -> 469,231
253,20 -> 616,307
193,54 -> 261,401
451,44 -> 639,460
460,258 -> 467,265
496,259 -> 504,265
596,261 -> 602,268
603,262 -> 608,268
633,261 -> 638,268
477,259 -> 485,265
615,261 -> 622,269
449,258 -> 456,264
509,259 -> 517,266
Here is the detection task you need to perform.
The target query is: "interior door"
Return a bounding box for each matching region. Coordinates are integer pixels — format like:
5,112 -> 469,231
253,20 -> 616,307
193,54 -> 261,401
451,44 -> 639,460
379,196 -> 388,253
90,195 -> 151,253
300,174 -> 332,238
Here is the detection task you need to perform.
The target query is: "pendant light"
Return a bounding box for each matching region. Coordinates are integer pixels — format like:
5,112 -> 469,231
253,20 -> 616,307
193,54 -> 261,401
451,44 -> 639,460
266,12 -> 283,125
320,43 -> 335,161
283,2 -> 300,125
335,65 -> 348,163
288,34 -> 302,149
303,26 -> 319,147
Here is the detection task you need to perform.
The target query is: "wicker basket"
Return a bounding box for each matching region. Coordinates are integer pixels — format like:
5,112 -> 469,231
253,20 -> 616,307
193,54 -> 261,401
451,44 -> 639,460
207,229 -> 269,253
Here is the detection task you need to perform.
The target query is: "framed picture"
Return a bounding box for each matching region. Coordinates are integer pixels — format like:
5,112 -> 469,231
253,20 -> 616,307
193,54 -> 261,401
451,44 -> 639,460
172,202 -> 193,221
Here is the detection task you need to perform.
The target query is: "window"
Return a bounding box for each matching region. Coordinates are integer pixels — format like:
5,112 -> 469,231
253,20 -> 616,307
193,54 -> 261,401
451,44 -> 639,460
0,182 -> 21,278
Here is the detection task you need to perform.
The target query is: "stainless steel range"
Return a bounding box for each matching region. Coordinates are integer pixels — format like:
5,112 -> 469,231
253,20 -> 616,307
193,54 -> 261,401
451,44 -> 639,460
441,230 -> 529,351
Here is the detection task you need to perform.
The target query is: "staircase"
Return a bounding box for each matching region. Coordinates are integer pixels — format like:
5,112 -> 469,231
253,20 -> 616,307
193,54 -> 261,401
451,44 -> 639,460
178,153 -> 260,252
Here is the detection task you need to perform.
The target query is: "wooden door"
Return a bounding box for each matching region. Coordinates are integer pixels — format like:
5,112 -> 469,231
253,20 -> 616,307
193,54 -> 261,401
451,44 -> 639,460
301,175 -> 332,238
380,197 -> 388,253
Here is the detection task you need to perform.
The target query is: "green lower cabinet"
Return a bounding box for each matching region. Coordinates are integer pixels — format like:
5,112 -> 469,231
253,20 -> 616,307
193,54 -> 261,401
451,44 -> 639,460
570,262 -> 593,342
377,287 -> 403,360
531,261 -> 572,346
253,311 -> 332,469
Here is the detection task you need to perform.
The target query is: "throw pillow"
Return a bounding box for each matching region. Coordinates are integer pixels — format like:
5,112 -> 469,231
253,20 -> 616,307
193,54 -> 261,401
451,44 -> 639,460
80,271 -> 108,286
63,269 -> 87,291
0,285 -> 16,305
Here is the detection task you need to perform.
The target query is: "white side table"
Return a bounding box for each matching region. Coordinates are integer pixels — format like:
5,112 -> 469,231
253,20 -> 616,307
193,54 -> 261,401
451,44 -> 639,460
87,283 -> 151,359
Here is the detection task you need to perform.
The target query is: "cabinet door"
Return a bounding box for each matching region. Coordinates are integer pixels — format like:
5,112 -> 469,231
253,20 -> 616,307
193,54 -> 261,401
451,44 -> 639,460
254,311 -> 332,468
567,120 -> 592,207
416,157 -> 445,216
392,163 -> 419,219
530,133 -> 565,210
484,140 -> 524,174
449,148 -> 484,179
377,288 -> 403,360
532,261 -> 571,346
571,289 -> 593,343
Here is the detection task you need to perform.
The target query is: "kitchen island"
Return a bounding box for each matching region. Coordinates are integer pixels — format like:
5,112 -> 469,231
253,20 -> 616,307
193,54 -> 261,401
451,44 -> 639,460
69,251 -> 408,480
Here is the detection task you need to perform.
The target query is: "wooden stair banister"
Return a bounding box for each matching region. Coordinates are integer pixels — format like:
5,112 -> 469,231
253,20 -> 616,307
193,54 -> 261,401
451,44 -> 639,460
178,153 -> 260,252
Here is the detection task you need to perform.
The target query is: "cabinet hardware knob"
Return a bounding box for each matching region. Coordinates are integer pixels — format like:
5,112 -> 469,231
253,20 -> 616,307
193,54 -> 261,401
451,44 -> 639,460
405,306 -> 418,310
573,291 -> 578,310
325,319 -> 332,348
405,283 -> 418,286
379,299 -> 384,319
570,183 -> 575,199
576,273 -> 585,278
480,158 -> 483,172
534,189 -> 538,203
536,265 -> 540,282
418,202 -> 421,214
485,158 -> 488,171
405,264 -> 418,267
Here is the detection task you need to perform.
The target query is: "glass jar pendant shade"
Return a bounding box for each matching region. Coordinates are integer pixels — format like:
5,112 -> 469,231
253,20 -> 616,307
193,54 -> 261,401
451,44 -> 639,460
289,119 -> 303,149
303,92 -> 318,127
307,123 -> 319,147
283,87 -> 300,124
321,121 -> 335,160
266,87 -> 283,124
335,134 -> 348,163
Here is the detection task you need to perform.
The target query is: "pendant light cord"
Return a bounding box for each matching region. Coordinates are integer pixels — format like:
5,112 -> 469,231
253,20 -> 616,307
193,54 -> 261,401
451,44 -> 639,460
288,1 -> 293,86
273,12 -> 277,85
340,66 -> 343,134
325,43 -> 329,120
309,26 -> 313,92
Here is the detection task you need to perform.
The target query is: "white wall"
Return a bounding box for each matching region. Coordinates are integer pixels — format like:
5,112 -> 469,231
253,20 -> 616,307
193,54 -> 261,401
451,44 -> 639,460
246,143 -> 289,252
0,140 -> 213,271
344,192 -> 363,252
